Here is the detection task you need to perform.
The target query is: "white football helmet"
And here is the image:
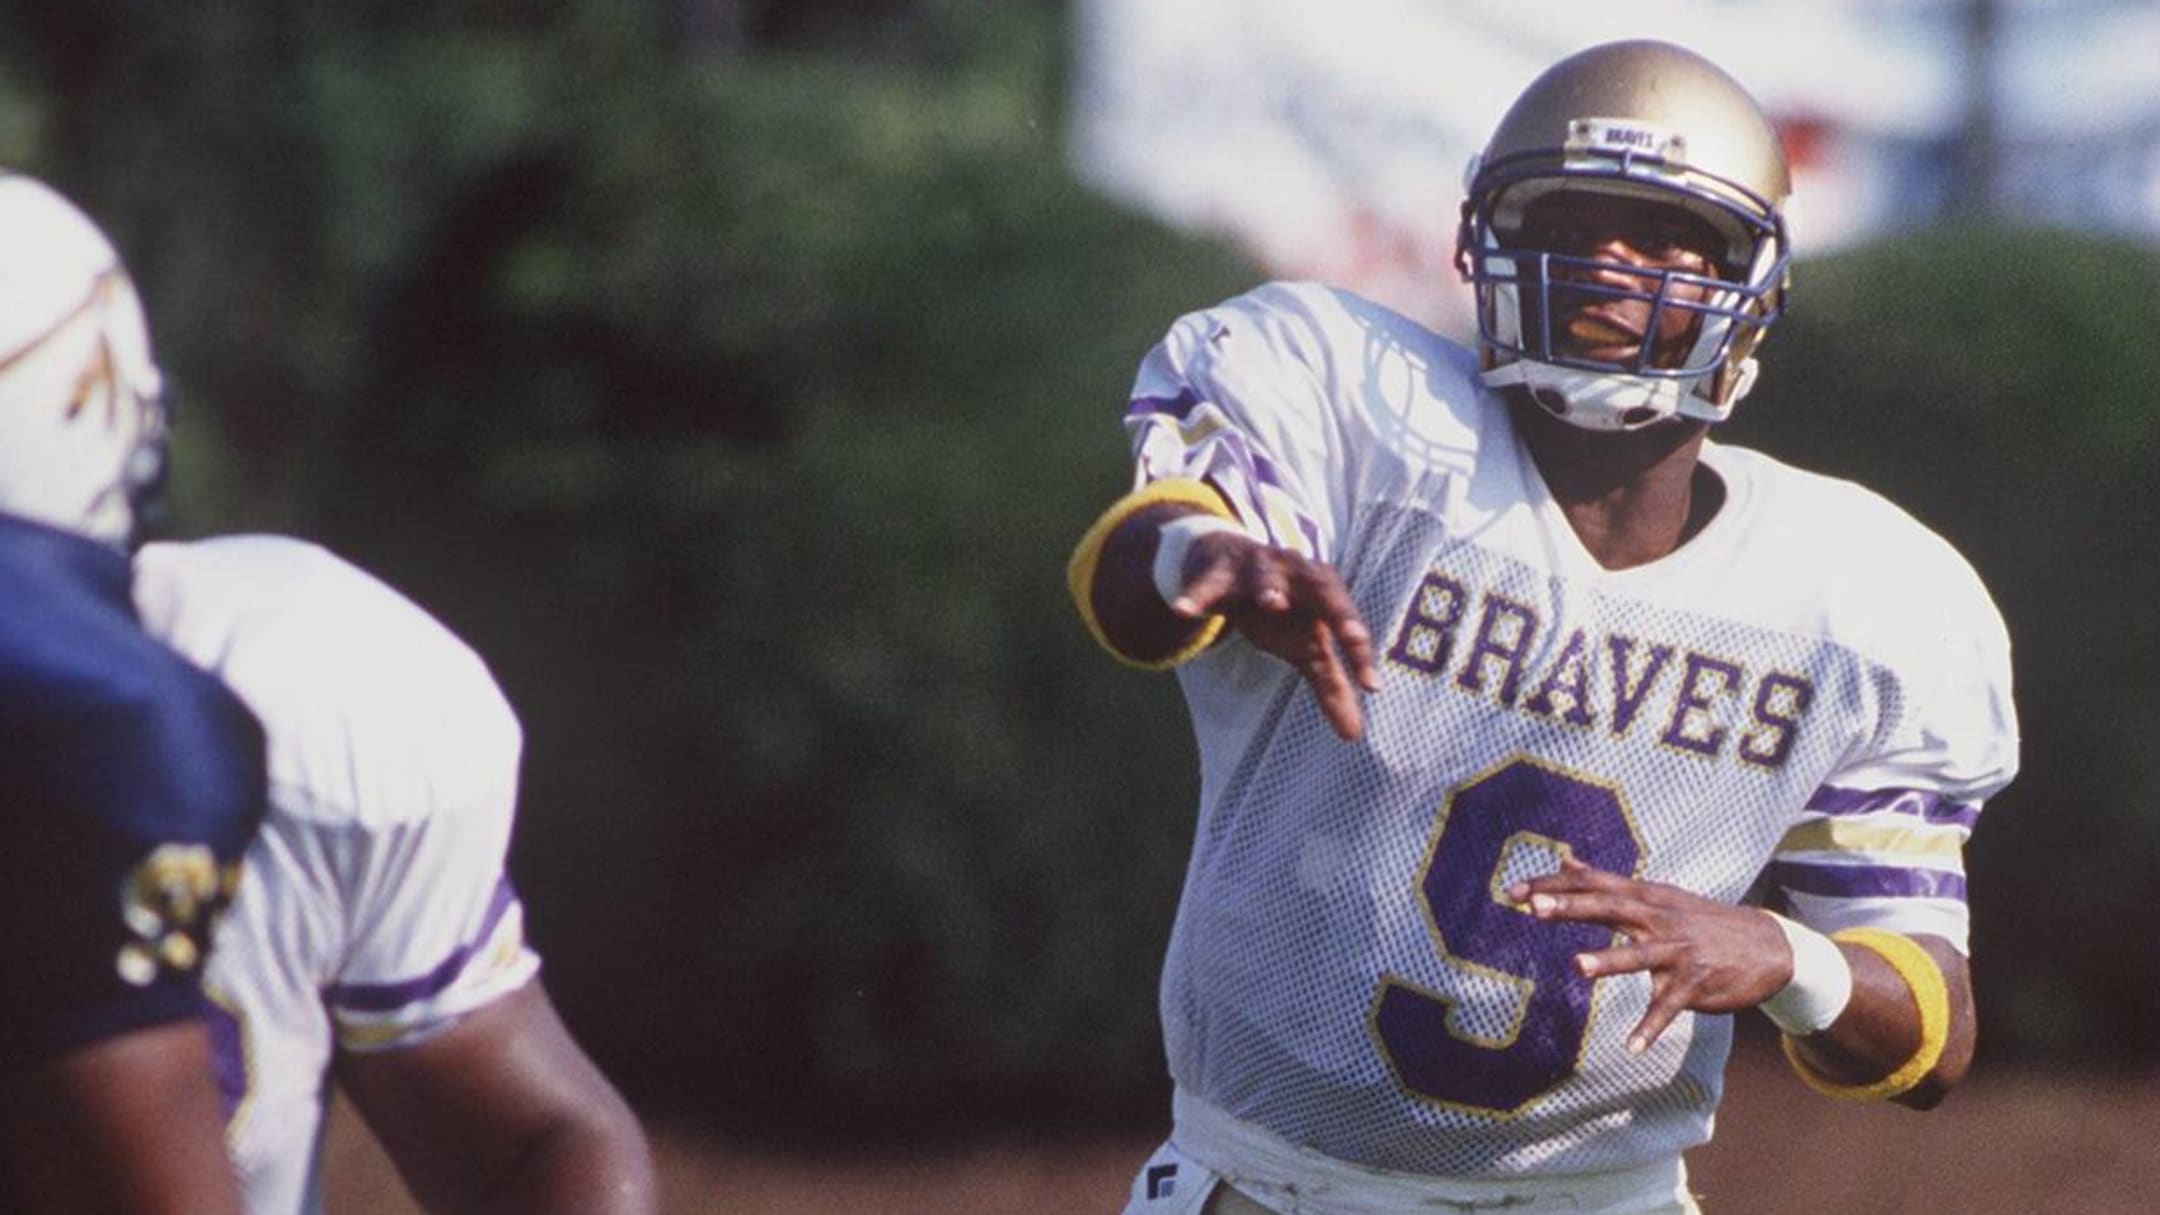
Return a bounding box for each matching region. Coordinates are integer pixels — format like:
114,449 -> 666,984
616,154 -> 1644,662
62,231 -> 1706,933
1457,40 -> 1792,431
0,172 -> 167,546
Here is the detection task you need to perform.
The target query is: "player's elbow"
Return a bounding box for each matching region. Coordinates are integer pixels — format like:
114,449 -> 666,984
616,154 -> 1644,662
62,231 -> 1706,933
587,1098 -> 659,1202
507,1097 -> 658,1215
1893,1066 -> 1959,1111
1894,1021 -> 1975,1112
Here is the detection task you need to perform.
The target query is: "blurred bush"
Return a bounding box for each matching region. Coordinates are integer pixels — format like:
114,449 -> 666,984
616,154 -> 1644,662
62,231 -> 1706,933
5,0 -> 1242,1139
3,0 -> 2150,1143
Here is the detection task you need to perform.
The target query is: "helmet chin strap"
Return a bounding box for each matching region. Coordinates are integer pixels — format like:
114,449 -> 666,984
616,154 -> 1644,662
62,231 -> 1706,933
1481,359 -> 1687,432
1479,355 -> 1760,432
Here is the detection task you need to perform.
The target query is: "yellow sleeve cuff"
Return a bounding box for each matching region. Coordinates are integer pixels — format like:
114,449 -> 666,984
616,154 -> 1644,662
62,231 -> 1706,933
1066,478 -> 1237,670
1780,928 -> 1951,1102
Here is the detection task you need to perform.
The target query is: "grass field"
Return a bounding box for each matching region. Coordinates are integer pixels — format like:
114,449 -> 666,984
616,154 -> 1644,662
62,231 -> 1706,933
322,1038 -> 2158,1214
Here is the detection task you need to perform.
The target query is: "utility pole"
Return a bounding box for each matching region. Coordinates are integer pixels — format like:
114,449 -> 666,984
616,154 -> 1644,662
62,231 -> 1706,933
1953,0 -> 2000,221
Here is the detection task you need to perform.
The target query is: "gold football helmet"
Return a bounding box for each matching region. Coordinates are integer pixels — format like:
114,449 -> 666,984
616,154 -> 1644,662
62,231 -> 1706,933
1457,40 -> 1792,430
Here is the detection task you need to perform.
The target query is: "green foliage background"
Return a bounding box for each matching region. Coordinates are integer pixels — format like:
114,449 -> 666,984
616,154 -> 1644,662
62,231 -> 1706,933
3,1 -> 2151,1140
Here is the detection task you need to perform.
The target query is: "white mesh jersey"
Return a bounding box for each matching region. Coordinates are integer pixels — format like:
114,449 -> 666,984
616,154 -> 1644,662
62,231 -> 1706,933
133,536 -> 541,1215
1119,283 -> 2018,1188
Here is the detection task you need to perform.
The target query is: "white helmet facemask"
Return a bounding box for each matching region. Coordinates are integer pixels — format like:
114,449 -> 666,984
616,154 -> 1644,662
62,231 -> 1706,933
0,175 -> 166,547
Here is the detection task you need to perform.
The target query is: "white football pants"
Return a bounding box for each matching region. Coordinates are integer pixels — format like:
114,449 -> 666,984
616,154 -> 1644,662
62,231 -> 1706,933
1118,1140 -> 1703,1215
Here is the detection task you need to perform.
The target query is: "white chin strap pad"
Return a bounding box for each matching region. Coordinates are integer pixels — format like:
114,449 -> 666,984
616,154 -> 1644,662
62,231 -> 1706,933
1481,360 -> 1684,432
1481,355 -> 1760,432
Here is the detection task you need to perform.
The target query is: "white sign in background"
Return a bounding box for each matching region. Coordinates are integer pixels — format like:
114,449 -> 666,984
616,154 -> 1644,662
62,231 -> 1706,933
1069,0 -> 2160,335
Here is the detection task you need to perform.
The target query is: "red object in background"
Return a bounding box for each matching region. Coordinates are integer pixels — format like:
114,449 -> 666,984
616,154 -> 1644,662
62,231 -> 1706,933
1775,113 -> 1833,173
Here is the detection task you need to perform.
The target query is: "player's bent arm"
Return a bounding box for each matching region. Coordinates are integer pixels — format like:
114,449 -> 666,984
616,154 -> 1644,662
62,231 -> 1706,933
3,1021 -> 245,1215
1781,931 -> 1975,1111
334,981 -> 657,1215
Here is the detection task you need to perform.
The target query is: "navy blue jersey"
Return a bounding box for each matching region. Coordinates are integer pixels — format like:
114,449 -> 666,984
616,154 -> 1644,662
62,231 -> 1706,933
0,514 -> 266,1069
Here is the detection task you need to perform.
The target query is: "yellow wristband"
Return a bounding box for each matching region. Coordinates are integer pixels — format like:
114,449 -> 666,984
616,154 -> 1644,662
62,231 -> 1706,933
1066,478 -> 1236,670
1779,928 -> 1950,1102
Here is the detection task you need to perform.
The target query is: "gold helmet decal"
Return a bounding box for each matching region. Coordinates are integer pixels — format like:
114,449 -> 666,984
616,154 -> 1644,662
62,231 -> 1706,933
115,843 -> 245,987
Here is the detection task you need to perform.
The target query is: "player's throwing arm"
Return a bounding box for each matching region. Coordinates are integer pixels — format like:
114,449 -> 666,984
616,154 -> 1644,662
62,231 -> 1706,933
1070,491 -> 1379,740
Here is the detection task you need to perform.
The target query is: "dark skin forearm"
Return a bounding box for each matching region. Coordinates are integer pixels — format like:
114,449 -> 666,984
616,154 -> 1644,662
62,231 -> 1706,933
1091,503 -> 1217,663
3,1021 -> 245,1215
1787,933 -> 1974,1109
337,982 -> 656,1215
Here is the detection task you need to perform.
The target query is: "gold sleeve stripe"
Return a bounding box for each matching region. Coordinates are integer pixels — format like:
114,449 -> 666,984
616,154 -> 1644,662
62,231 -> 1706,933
1780,928 -> 1951,1101
336,1020 -> 414,1051
1176,413 -> 1227,446
1775,817 -> 1967,861
1066,477 -> 1236,670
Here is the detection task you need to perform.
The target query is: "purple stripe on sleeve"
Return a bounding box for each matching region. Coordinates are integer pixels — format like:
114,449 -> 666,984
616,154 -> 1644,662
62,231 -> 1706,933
1128,390 -> 1322,555
1240,443 -> 1301,500
1804,785 -> 1981,831
1215,434 -> 1313,550
1766,861 -> 1968,902
1127,388 -> 1205,420
1130,388 -> 1296,496
325,878 -> 520,1014
1235,438 -> 1293,497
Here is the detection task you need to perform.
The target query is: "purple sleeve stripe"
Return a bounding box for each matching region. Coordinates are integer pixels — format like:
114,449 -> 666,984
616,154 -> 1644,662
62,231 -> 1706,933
1130,391 -> 1298,498
1127,388 -> 1204,420
1248,450 -> 1322,553
325,878 -> 519,1014
1766,861 -> 1968,902
1805,785 -> 1980,830
1210,435 -> 1304,549
1233,437 -> 1293,496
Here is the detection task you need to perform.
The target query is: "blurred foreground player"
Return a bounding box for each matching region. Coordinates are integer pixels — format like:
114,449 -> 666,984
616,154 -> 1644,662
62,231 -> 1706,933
1070,41 -> 2018,1215
133,535 -> 657,1215
0,173 -> 263,1213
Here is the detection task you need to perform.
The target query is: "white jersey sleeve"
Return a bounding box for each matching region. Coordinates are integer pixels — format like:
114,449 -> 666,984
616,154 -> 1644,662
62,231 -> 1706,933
134,535 -> 541,1214
319,780 -> 536,1051
1124,282 -> 1483,564
1758,488 -> 2019,953
1117,282 -> 1492,802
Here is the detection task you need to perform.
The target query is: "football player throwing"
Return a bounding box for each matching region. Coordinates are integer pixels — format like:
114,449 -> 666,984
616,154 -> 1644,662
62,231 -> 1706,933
1072,40 -> 2016,1215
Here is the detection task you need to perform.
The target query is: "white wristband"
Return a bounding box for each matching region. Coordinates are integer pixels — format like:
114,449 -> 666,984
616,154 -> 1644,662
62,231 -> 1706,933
1152,514 -> 1247,607
1759,912 -> 1854,1036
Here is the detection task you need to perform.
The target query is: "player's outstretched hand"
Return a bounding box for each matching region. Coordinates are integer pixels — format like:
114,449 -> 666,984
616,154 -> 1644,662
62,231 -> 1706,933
1168,531 -> 1381,740
1508,858 -> 1791,1054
